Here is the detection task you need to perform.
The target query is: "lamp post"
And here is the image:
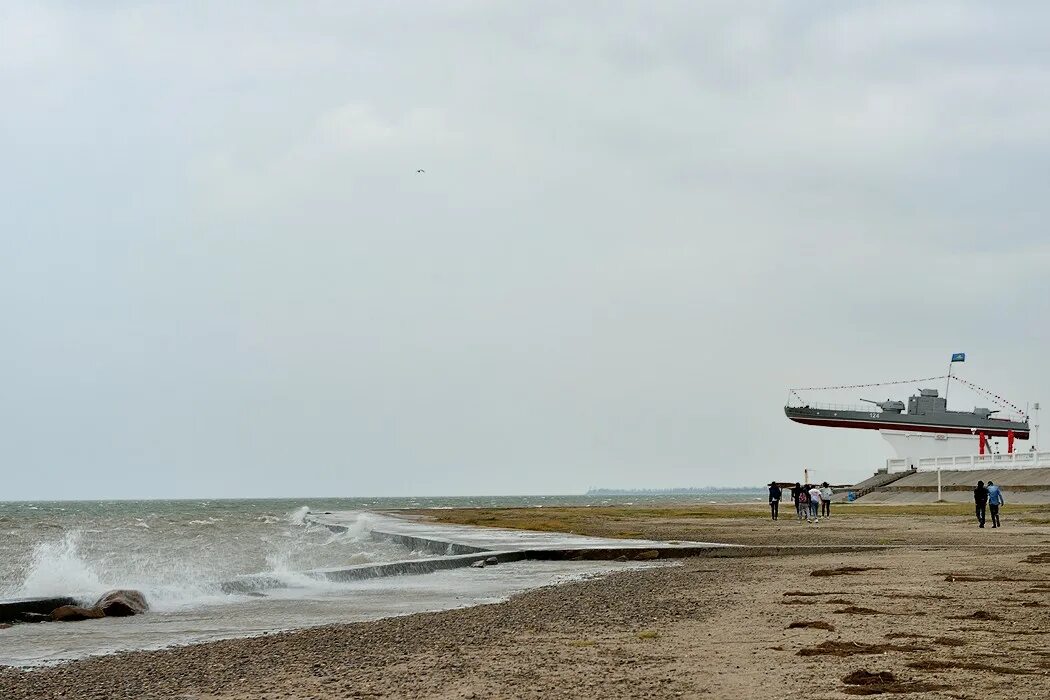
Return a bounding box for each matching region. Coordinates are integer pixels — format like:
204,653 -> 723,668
1035,402 -> 1041,451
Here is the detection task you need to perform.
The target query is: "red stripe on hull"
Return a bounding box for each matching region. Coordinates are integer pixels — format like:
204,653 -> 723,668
787,416 -> 1029,440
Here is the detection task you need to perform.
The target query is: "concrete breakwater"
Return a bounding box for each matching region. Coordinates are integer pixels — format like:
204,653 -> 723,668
311,511 -> 734,562
220,510 -> 735,594
0,597 -> 77,625
216,551 -> 530,594
313,513 -> 905,560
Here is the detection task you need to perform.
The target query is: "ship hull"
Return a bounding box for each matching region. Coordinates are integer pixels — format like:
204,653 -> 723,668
784,406 -> 1029,440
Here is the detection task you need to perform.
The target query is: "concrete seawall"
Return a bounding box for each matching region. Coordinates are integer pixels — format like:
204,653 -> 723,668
0,597 -> 77,625
311,513 -> 906,564
311,511 -> 737,561
855,467 -> 1050,504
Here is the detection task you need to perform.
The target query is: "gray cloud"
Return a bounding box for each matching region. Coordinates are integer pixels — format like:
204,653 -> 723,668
2,1 -> 1048,498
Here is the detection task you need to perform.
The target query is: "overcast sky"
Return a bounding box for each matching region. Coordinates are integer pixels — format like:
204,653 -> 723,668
3,1 -> 1048,499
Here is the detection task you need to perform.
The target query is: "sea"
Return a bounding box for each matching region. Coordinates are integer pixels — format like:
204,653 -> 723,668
0,494 -> 760,667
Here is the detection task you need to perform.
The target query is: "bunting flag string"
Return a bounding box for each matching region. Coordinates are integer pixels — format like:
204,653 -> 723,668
948,375 -> 1028,418
790,376 -> 948,392
788,373 -> 1028,420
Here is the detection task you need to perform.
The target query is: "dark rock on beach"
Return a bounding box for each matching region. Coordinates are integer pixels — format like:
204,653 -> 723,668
51,606 -> 106,622
94,590 -> 149,617
50,590 -> 149,622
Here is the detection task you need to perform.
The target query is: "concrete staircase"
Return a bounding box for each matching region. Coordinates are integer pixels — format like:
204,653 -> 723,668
847,470 -> 916,499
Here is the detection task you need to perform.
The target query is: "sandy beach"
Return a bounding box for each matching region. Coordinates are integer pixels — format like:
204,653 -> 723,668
8,1 -> 1048,696
3,506 -> 1050,699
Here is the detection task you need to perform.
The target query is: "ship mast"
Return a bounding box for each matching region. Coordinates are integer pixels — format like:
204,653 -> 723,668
945,352 -> 966,404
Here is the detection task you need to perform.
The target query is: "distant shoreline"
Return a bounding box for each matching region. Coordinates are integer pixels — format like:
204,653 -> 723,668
584,487 -> 763,495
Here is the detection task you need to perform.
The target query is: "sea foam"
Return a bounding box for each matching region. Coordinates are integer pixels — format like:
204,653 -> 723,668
10,531 -> 104,600
4,509 -> 395,611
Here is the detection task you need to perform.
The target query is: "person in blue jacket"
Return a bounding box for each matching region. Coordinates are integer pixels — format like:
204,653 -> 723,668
987,481 -> 1005,528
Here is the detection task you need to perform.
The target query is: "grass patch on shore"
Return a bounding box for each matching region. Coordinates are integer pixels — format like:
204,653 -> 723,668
397,502 -> 1050,539
838,503 -> 1042,517
403,506 -> 768,534
408,503 -> 1029,531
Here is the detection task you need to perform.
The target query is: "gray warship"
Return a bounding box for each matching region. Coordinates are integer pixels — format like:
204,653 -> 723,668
785,388 -> 1030,439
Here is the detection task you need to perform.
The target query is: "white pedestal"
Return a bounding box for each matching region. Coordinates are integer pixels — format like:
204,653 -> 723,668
880,430 -> 980,471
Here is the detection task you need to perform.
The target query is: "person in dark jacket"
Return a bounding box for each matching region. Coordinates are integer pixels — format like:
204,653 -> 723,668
791,482 -> 804,519
768,482 -> 782,521
974,480 -> 989,528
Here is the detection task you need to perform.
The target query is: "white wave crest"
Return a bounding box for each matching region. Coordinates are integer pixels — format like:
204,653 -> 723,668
6,510 -> 405,612
10,531 -> 105,600
330,512 -> 374,542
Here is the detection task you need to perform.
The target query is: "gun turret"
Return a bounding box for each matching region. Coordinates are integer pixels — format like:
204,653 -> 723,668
861,398 -> 906,413
973,408 -> 1000,419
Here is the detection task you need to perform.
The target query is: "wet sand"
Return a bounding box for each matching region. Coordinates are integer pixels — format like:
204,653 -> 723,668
2,507 -> 1050,699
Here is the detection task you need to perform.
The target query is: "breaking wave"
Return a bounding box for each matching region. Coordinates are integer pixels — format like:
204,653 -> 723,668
12,531 -> 103,601
2,509 -> 401,611
288,505 -> 311,527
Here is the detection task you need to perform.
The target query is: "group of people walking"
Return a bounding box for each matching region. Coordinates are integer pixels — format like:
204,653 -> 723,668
768,478 -> 1008,528
767,482 -> 833,522
974,480 -> 1005,528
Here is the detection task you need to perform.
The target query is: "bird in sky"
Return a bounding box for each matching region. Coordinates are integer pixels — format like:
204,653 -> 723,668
416,169 -> 425,173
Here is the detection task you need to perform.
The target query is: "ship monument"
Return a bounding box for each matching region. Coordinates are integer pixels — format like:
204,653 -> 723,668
786,354 -> 1044,473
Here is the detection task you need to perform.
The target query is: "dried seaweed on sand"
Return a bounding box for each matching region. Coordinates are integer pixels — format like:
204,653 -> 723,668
840,669 -> 947,696
798,641 -> 929,657
811,566 -> 883,577
787,621 -> 835,631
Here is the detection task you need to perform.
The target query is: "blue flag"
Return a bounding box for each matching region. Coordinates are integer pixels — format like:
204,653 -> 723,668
951,352 -> 966,363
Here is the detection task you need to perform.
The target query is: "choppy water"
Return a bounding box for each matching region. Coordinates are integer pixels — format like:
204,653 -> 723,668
0,499 -> 410,609
0,495 -> 747,666
0,494 -> 758,603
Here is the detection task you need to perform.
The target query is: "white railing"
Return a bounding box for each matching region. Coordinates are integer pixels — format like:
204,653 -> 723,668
887,451 -> 1050,472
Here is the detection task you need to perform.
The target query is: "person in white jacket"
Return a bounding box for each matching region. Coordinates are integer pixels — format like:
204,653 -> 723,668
820,482 -> 834,519
807,485 -> 822,523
